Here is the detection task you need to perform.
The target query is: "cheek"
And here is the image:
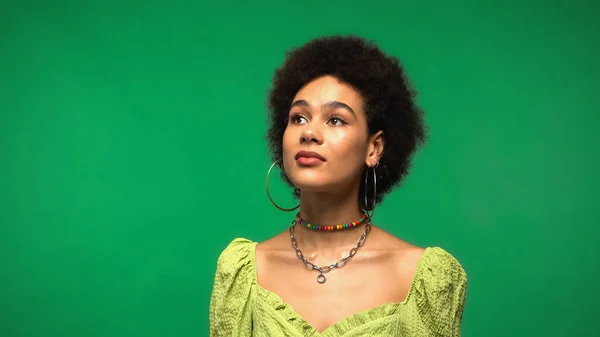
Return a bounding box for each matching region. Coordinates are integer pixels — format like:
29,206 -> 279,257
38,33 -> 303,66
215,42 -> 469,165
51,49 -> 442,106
282,127 -> 293,151
330,132 -> 368,156
282,127 -> 300,161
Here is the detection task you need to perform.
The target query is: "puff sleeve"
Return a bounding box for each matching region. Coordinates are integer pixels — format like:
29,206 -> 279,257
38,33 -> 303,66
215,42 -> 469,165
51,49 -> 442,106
209,238 -> 255,337
413,247 -> 468,337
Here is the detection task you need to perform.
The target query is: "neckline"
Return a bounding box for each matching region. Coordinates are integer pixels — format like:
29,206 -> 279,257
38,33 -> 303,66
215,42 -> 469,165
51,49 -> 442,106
248,240 -> 432,336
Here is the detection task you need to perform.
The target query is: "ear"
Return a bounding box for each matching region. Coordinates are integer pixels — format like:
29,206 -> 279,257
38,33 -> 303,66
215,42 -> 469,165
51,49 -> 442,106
365,130 -> 384,167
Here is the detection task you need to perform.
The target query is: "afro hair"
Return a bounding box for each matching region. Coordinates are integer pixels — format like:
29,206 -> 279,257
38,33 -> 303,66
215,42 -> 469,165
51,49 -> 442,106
267,35 -> 427,210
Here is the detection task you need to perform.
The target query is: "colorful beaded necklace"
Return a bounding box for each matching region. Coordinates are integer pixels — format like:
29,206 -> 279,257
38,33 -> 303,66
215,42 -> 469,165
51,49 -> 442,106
295,211 -> 368,231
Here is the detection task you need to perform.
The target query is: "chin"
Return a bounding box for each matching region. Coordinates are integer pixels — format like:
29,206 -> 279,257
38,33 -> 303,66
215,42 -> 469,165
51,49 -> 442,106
286,169 -> 326,189
288,170 -> 349,194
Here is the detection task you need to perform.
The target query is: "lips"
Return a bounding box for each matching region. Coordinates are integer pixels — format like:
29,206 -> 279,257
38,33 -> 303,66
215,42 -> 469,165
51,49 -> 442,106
295,151 -> 326,162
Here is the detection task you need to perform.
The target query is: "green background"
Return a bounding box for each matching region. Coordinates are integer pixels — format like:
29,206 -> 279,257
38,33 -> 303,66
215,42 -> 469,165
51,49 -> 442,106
1,1 -> 598,336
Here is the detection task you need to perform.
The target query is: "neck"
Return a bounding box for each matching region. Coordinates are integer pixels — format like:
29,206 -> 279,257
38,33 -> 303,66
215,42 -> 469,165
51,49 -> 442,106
293,187 -> 367,253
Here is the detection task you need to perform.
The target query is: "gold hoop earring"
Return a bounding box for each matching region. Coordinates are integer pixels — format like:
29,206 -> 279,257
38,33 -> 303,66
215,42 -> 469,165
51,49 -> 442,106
364,163 -> 378,220
266,158 -> 300,212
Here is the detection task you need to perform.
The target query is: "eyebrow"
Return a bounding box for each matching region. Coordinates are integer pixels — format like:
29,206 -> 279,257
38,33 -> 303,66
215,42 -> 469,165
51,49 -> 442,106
290,100 -> 356,116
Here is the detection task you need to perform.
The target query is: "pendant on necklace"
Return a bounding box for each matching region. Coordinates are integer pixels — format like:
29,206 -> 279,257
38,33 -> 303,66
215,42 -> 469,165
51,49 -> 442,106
317,273 -> 327,284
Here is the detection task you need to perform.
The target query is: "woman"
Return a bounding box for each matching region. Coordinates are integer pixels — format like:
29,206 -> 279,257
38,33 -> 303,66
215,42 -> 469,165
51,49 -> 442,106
210,35 -> 467,336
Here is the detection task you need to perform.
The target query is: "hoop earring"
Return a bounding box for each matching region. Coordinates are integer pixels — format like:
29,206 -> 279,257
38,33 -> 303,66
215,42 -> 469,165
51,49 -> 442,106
266,158 -> 300,212
364,163 -> 378,220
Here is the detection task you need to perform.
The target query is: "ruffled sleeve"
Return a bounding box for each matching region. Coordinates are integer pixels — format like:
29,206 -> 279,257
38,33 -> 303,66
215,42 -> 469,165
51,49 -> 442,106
413,247 -> 468,337
209,238 -> 256,337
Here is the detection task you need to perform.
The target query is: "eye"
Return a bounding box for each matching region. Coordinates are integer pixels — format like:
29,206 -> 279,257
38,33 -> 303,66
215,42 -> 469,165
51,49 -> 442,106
328,116 -> 347,126
289,113 -> 308,125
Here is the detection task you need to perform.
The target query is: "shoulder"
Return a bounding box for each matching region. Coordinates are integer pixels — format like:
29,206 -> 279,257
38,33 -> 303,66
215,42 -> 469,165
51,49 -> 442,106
418,246 -> 467,287
210,238 -> 258,306
255,231 -> 289,255
217,238 -> 256,259
255,230 -> 295,263
214,238 -> 257,282
369,226 -> 467,286
370,227 -> 468,334
367,226 -> 426,271
254,231 -> 294,279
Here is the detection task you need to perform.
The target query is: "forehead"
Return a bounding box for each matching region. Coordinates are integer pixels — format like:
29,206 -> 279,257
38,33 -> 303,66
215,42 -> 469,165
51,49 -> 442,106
292,75 -> 364,111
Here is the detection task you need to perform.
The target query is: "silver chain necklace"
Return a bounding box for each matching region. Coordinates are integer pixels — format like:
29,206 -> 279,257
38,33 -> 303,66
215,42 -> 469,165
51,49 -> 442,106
288,220 -> 372,284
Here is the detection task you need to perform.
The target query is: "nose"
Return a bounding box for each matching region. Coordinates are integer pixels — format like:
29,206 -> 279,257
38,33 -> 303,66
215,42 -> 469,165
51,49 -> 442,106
299,123 -> 323,144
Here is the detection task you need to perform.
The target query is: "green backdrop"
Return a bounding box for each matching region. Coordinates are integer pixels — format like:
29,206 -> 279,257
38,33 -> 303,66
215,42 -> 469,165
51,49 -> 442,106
1,1 -> 598,336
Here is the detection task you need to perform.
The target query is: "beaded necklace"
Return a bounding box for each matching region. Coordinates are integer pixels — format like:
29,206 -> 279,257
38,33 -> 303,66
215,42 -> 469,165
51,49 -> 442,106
295,211 -> 368,231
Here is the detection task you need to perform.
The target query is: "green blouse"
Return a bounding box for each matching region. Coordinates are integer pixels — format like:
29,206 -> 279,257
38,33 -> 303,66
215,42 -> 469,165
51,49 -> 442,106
209,238 -> 467,336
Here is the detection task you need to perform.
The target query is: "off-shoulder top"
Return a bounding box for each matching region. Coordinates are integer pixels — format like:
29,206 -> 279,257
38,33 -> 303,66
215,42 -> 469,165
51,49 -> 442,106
209,238 -> 467,336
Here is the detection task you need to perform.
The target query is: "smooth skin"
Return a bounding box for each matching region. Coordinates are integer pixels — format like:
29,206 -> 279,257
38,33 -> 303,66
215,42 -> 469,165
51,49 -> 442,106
256,75 -> 425,333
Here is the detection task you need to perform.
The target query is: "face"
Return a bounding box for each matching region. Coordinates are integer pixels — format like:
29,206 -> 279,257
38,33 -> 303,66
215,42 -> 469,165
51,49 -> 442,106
282,75 -> 383,195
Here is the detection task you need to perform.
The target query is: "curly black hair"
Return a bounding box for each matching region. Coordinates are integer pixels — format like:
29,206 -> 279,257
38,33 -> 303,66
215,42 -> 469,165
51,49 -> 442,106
266,35 -> 427,210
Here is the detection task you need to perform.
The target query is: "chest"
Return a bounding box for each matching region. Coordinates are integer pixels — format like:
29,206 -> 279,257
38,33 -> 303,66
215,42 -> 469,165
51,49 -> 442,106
257,256 -> 409,333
